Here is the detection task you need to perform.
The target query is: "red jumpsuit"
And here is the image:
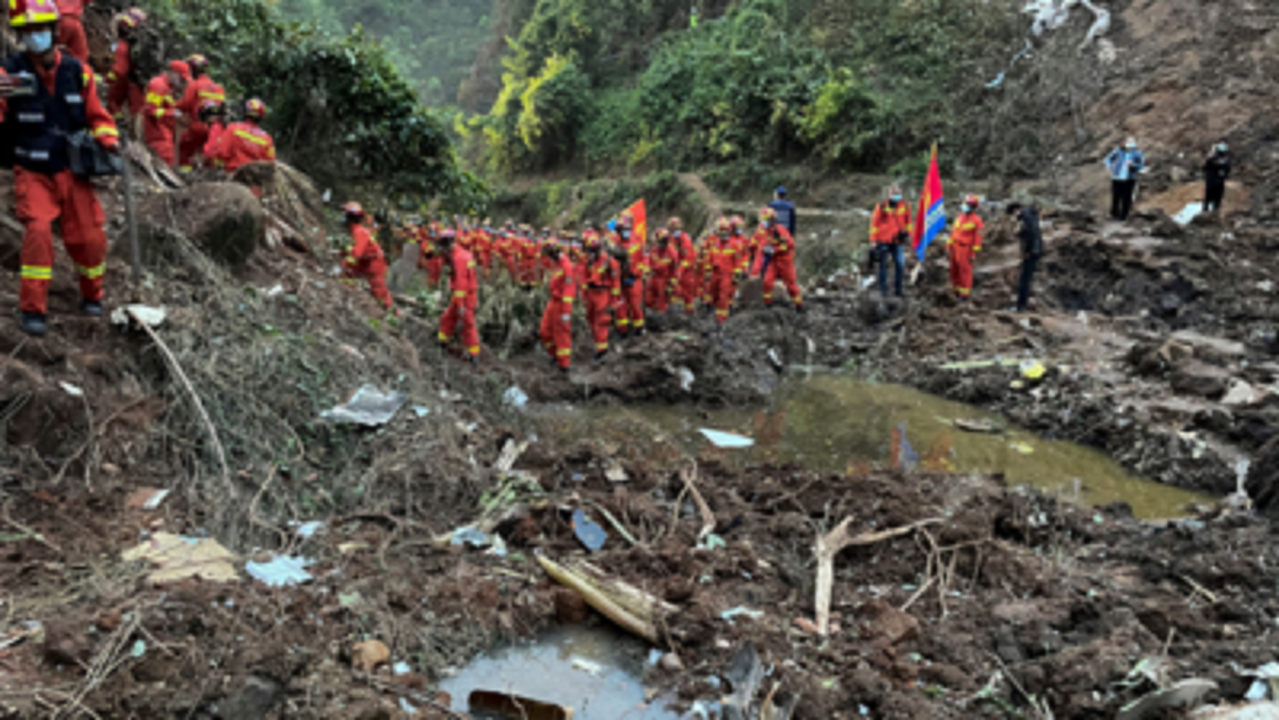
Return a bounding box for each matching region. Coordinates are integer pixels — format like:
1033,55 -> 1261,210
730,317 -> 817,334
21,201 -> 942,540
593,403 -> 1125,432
106,39 -> 143,116
55,0 -> 90,63
705,234 -> 743,323
539,254 -> 577,369
143,73 -> 178,166
438,245 -> 480,357
746,227 -> 767,277
210,120 -> 275,172
671,231 -> 697,313
3,50 -> 119,316
498,232 -> 518,280
615,234 -> 648,333
947,212 -> 984,299
177,74 -> 226,170
417,231 -> 443,286
344,224 -> 394,309
585,252 -> 621,355
750,225 -> 803,308
645,242 -> 680,313
517,235 -> 540,287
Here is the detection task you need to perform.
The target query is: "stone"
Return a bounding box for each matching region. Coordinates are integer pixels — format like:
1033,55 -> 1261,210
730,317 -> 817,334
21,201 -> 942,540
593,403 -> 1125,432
132,182 -> 264,271
350,639 -> 391,673
859,598 -> 920,646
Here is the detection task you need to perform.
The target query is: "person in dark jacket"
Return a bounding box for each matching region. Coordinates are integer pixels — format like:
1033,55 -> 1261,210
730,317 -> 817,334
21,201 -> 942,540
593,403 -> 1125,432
1007,203 -> 1042,313
1203,138 -> 1231,213
767,186 -> 797,237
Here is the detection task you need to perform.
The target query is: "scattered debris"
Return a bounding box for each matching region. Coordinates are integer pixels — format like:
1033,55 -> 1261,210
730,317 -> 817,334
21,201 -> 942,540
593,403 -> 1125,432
503,386 -> 529,409
122,532 -> 239,584
1116,678 -> 1217,720
1222,380 -> 1261,407
954,418 -> 1001,434
245,554 -> 314,586
571,509 -> 608,552
719,607 -> 765,625
350,639 -> 391,673
58,382 -> 84,397
467,690 -> 573,720
536,556 -> 678,644
678,367 -> 696,392
603,458 -> 629,483
1173,202 -> 1205,226
110,304 -> 167,328
570,656 -> 604,676
1010,441 -> 1035,455
699,428 -> 755,449
320,385 -> 408,427
124,487 -> 171,510
723,641 -> 765,711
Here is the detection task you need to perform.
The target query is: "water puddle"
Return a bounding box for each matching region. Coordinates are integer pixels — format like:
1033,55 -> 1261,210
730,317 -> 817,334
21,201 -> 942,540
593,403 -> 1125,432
534,373 -> 1213,519
438,625 -> 679,719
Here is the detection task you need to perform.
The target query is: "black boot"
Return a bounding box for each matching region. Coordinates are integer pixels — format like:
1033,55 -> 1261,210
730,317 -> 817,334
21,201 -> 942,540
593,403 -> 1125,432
81,300 -> 103,317
19,312 -> 47,337
795,303 -> 805,314
559,366 -> 570,376
594,349 -> 607,363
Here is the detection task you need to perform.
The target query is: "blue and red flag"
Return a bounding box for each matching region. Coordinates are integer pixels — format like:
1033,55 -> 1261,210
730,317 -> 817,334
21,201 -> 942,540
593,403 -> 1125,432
912,144 -> 945,262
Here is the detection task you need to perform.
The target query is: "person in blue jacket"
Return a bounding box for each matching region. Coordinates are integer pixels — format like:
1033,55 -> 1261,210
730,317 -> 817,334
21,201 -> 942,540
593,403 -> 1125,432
767,186 -> 797,237
1105,137 -> 1145,221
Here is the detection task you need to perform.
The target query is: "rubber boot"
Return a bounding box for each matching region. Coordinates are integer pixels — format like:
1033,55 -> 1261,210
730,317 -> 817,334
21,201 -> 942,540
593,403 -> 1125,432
19,312 -> 47,337
81,300 -> 103,317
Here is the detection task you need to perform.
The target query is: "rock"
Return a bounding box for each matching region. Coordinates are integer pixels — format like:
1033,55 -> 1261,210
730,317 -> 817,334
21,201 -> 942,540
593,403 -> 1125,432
350,639 -> 391,673
1148,211 -> 1183,238
553,587 -> 590,624
214,674 -> 284,720
659,653 -> 685,671
1221,380 -> 1260,407
133,182 -> 264,271
1170,362 -> 1230,399
1246,444 -> 1279,520
859,599 -> 920,646
95,609 -> 123,632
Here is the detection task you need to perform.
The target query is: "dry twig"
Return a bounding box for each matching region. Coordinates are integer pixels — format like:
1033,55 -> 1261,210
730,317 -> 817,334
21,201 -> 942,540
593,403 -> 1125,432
815,517 -> 941,635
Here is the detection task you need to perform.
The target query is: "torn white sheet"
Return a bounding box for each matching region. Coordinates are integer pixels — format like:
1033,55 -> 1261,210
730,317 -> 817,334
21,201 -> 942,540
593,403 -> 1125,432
699,429 -> 755,449
1173,202 -> 1204,226
321,385 -> 408,426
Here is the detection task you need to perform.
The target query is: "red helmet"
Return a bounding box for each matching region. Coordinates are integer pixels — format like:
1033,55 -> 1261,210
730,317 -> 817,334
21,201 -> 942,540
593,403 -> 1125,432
668,217 -> 683,230
341,201 -> 365,220
438,229 -> 457,241
964,194 -> 980,207
584,233 -> 602,251
655,229 -> 670,242
10,0 -> 58,28
759,207 -> 778,222
186,54 -> 209,71
715,217 -> 732,234
245,98 -> 267,121
729,215 -> 744,229
168,60 -> 190,79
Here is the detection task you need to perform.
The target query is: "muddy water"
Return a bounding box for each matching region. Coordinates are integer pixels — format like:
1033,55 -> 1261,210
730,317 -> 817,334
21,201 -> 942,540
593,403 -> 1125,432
537,373 -> 1213,519
438,624 -> 680,719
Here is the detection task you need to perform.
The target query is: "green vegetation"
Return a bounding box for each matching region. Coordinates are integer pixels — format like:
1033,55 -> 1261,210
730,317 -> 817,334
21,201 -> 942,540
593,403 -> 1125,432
271,0 -> 494,107
154,0 -> 488,211
462,0 -> 1021,180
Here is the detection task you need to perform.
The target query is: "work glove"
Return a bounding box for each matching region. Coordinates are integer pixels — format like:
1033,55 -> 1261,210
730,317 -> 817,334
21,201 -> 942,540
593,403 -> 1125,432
763,245 -> 775,256
561,314 -> 571,324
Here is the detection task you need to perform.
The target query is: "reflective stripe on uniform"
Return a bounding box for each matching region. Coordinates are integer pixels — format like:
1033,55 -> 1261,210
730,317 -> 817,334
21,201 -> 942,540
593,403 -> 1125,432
21,265 -> 52,280
556,348 -> 572,357
77,263 -> 105,279
234,130 -> 270,146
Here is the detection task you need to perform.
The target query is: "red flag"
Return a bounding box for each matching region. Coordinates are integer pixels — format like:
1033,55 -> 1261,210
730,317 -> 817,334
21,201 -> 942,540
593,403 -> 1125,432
623,199 -> 647,245
912,143 -> 946,261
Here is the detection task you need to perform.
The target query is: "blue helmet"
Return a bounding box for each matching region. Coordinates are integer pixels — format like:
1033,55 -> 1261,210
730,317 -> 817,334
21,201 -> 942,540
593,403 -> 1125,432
775,186 -> 787,196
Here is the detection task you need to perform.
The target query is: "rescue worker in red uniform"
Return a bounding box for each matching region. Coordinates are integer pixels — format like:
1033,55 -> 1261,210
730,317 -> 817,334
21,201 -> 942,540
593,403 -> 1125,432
210,98 -> 275,173
516,227 -> 540,288
612,214 -> 648,336
198,98 -> 226,160
870,184 -> 913,298
583,232 -> 620,361
751,207 -> 804,312
53,0 -> 89,63
340,202 -> 395,312
946,195 -> 984,301
669,217 -> 697,314
2,0 -> 120,336
705,217 -> 745,325
417,223 -> 443,287
645,229 -> 680,314
175,54 -> 225,171
143,60 -> 186,166
539,242 -> 576,373
106,7 -> 146,117
436,230 -> 480,365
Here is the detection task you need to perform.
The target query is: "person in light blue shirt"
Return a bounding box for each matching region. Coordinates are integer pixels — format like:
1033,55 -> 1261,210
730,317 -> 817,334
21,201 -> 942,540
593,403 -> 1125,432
767,186 -> 797,237
1105,137 -> 1145,221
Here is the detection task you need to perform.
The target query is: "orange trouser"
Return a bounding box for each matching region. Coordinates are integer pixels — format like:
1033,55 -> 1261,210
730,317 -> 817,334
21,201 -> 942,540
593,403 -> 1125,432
144,118 -> 175,167
709,272 -> 736,324
439,293 -> 480,356
677,266 -> 697,313
645,271 -> 674,312
517,260 -> 538,287
616,278 -> 644,332
57,17 -> 89,63
178,122 -> 211,170
586,289 -> 614,353
949,246 -> 975,298
539,300 -> 572,369
503,255 -> 518,281
762,254 -> 803,307
347,259 -> 393,309
17,168 -> 107,315
425,257 -> 443,286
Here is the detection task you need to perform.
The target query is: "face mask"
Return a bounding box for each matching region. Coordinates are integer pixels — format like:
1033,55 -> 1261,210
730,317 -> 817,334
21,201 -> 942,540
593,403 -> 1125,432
763,221 -> 774,229
1217,144 -> 1228,153
1126,143 -> 1137,151
621,230 -> 631,239
961,204 -> 972,213
891,194 -> 902,203
25,30 -> 53,53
